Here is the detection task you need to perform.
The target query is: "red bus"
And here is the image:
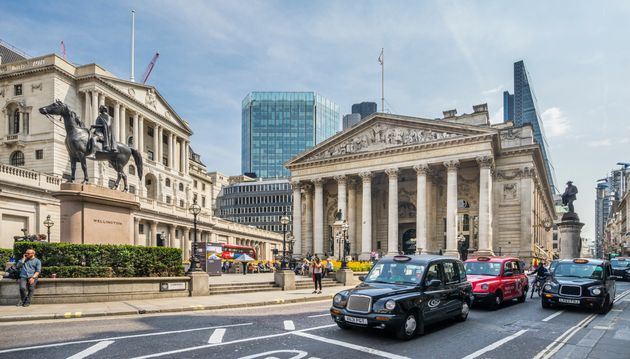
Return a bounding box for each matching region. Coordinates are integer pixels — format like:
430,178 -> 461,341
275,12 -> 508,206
220,244 -> 257,260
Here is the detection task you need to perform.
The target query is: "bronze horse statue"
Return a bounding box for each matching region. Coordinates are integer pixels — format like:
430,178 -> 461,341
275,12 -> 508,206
39,100 -> 143,191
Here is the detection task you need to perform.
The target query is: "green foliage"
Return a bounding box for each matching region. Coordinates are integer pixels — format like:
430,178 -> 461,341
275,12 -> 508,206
13,242 -> 184,278
0,248 -> 13,266
41,266 -> 113,278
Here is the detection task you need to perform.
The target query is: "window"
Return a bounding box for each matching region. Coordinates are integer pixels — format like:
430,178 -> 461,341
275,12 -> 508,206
148,150 -> 154,161
443,262 -> 460,283
202,196 -> 206,207
14,84 -> 22,96
165,178 -> 171,187
425,263 -> 442,284
35,149 -> 43,160
194,180 -> 198,188
11,109 -> 20,134
108,179 -> 116,188
166,195 -> 171,204
139,223 -> 144,234
23,112 -> 29,134
179,183 -> 184,191
162,157 -> 168,166
148,127 -> 154,137
179,199 -> 184,207
129,165 -> 136,176
10,151 -> 24,166
202,183 -> 206,191
129,185 -> 136,194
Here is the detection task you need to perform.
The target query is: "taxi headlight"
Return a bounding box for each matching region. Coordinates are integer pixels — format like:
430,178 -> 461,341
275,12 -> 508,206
544,284 -> 553,291
385,300 -> 396,310
590,287 -> 602,296
480,283 -> 489,291
333,294 -> 343,304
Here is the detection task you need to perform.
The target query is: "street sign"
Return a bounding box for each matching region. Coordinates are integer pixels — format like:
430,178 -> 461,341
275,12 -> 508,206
159,282 -> 187,291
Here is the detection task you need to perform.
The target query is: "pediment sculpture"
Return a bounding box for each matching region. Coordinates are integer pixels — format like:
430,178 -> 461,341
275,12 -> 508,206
308,123 -> 463,161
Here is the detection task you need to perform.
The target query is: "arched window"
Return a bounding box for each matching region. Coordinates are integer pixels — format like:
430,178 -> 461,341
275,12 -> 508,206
165,178 -> 171,187
128,165 -> 136,176
10,109 -> 20,134
10,151 -> 24,166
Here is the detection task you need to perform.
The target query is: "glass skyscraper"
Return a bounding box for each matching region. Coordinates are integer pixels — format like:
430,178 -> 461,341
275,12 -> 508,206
242,92 -> 340,178
503,60 -> 557,192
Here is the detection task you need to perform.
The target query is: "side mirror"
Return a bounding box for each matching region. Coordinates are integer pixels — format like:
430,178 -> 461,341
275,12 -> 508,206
426,279 -> 442,288
609,275 -> 619,281
358,275 -> 365,282
503,271 -> 513,277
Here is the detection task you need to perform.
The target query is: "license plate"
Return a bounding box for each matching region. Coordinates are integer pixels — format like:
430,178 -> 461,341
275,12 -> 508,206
559,298 -> 580,304
344,315 -> 368,325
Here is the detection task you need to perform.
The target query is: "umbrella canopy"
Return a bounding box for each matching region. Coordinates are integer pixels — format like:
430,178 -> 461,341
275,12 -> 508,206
208,254 -> 221,260
235,254 -> 255,262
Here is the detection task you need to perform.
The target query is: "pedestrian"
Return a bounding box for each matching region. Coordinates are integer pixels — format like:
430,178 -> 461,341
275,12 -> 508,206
325,257 -> 333,277
17,248 -> 41,307
311,257 -> 323,294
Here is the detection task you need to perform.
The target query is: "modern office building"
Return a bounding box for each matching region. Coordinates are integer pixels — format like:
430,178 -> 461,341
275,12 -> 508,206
596,166 -> 630,258
503,60 -> 557,192
351,101 -> 377,119
241,92 -> 340,179
216,177 -> 293,233
343,113 -> 361,130
595,182 -> 612,258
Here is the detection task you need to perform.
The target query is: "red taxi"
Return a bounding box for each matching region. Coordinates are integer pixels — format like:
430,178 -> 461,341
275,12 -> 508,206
464,256 -> 529,309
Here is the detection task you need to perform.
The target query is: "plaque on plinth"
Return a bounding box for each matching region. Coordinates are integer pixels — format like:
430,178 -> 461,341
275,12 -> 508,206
53,183 -> 140,245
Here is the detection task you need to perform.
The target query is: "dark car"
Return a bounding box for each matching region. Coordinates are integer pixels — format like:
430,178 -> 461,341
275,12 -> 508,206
330,255 -> 472,340
541,258 -> 618,314
611,257 -> 630,281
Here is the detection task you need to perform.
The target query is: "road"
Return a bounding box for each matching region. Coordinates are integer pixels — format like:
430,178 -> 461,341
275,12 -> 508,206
0,281 -> 629,359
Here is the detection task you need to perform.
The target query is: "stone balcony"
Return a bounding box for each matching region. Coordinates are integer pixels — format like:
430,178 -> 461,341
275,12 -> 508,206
0,163 -> 61,191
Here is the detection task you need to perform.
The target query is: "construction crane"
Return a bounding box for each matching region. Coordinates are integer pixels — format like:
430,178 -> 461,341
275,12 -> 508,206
141,52 -> 160,84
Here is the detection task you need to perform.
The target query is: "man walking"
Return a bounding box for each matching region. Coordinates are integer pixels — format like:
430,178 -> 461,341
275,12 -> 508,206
17,249 -> 41,307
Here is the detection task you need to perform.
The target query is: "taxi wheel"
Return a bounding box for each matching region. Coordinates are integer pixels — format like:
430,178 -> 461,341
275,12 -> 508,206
396,312 -> 419,340
518,287 -> 528,303
336,322 -> 352,330
597,296 -> 611,314
490,291 -> 503,310
541,299 -> 552,309
455,301 -> 470,322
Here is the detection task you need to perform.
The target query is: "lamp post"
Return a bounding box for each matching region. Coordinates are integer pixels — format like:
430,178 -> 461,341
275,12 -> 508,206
43,215 -> 54,243
341,221 -> 349,269
280,213 -> 290,270
188,199 -> 202,273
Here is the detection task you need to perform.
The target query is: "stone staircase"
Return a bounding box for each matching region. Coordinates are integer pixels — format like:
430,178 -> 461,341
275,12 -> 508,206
208,277 -> 340,295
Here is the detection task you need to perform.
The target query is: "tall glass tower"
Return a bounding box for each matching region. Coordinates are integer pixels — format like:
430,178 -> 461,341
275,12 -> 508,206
242,92 -> 340,178
503,60 -> 557,192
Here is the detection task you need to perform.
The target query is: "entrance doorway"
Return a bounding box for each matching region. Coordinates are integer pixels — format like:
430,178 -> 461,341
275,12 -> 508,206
402,229 -> 416,254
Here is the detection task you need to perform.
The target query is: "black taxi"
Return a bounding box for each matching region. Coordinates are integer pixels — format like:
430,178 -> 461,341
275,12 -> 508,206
330,255 -> 473,340
611,257 -> 630,281
541,258 -> 618,314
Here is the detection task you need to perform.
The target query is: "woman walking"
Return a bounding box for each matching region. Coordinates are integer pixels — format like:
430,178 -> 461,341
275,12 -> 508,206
312,257 -> 323,294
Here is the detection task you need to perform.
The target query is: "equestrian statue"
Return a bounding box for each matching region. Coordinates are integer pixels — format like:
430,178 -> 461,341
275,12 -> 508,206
39,100 -> 143,191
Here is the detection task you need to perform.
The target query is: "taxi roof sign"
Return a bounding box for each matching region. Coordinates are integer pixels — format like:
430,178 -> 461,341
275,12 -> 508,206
573,259 -> 589,264
477,256 -> 491,261
393,255 -> 412,262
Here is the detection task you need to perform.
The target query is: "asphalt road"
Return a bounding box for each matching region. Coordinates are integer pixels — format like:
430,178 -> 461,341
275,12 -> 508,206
0,281 -> 629,359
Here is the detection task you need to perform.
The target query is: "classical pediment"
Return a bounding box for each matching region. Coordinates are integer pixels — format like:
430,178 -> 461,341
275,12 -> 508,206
288,114 -> 496,165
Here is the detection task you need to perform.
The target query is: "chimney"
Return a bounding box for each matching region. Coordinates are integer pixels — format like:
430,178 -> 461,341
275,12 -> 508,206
473,103 -> 488,113
442,109 -> 457,118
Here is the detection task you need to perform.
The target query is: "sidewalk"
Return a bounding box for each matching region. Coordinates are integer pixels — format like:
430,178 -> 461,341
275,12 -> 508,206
0,284 -> 352,323
209,272 -> 315,284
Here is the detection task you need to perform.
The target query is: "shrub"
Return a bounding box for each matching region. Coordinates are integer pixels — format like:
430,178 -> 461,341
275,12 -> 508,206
0,248 -> 13,265
41,266 -> 113,278
322,260 -> 373,272
13,242 -> 184,277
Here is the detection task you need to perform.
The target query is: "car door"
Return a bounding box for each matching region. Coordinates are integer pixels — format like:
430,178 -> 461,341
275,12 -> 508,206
441,260 -> 463,314
605,263 -> 616,300
501,261 -> 517,299
422,261 -> 448,323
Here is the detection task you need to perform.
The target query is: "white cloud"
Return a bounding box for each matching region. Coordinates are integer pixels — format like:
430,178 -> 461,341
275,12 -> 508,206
587,139 -> 612,148
541,107 -> 570,137
482,85 -> 503,96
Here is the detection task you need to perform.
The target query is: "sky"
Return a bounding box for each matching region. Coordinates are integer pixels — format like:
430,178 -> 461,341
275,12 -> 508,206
4,0 -> 630,240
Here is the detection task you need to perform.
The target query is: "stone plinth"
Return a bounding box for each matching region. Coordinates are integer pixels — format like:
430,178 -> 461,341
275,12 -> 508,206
188,271 -> 210,296
335,268 -> 358,286
53,183 -> 140,245
274,269 -> 296,290
558,218 -> 584,259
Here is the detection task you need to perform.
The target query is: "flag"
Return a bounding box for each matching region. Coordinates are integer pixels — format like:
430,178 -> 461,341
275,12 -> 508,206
60,40 -> 67,60
378,48 -> 383,65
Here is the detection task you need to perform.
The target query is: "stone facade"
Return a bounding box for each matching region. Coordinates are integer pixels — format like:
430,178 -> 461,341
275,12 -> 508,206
286,108 -> 557,264
0,54 -> 281,259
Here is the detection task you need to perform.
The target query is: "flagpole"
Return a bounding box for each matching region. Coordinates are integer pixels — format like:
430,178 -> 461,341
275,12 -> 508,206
380,48 -> 384,112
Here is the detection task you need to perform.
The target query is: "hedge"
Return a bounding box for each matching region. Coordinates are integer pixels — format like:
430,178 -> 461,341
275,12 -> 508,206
13,242 -> 184,278
0,248 -> 12,265
41,266 -> 113,278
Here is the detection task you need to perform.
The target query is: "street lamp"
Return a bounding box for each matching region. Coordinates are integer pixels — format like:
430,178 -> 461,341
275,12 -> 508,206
340,221 -> 349,269
43,215 -> 54,243
280,213 -> 290,270
187,199 -> 202,273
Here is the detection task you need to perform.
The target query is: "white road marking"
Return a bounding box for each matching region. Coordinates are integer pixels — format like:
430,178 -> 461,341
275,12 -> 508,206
461,330 -> 528,359
129,324 -> 337,359
0,322 -> 253,354
208,328 -> 226,344
238,350 -> 308,359
284,320 -> 296,330
293,331 -> 410,359
613,289 -> 630,303
307,314 -> 330,318
66,340 -> 115,359
532,314 -> 597,359
542,310 -> 564,322
593,326 -> 612,330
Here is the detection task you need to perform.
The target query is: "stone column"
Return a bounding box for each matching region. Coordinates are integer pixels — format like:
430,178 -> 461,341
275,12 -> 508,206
113,102 -> 120,144
476,156 -> 495,256
348,178 -> 357,257
303,183 -> 313,255
138,116 -> 144,153
413,163 -> 430,254
385,168 -> 399,255
169,225 -> 177,249
313,178 -> 324,255
158,127 -> 164,165
134,218 -> 140,246
291,181 -> 302,256
133,114 -> 139,150
335,175 -> 347,221
179,139 -> 185,172
98,92 -> 105,107
184,141 -> 190,175
168,132 -> 174,168
152,124 -> 159,161
150,221 -> 158,247
91,91 -> 98,124
444,160 -> 459,257
359,171 -> 372,260
119,107 -> 126,143
83,91 -> 90,125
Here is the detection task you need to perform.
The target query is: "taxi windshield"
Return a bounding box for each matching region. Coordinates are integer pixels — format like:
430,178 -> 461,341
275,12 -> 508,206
611,259 -> 629,269
553,263 -> 603,279
464,261 -> 502,276
365,262 -> 426,285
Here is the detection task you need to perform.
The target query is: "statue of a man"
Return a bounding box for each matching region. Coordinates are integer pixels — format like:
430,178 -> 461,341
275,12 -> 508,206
335,209 -> 342,221
92,105 -> 117,152
562,181 -> 578,213
457,234 -> 469,261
